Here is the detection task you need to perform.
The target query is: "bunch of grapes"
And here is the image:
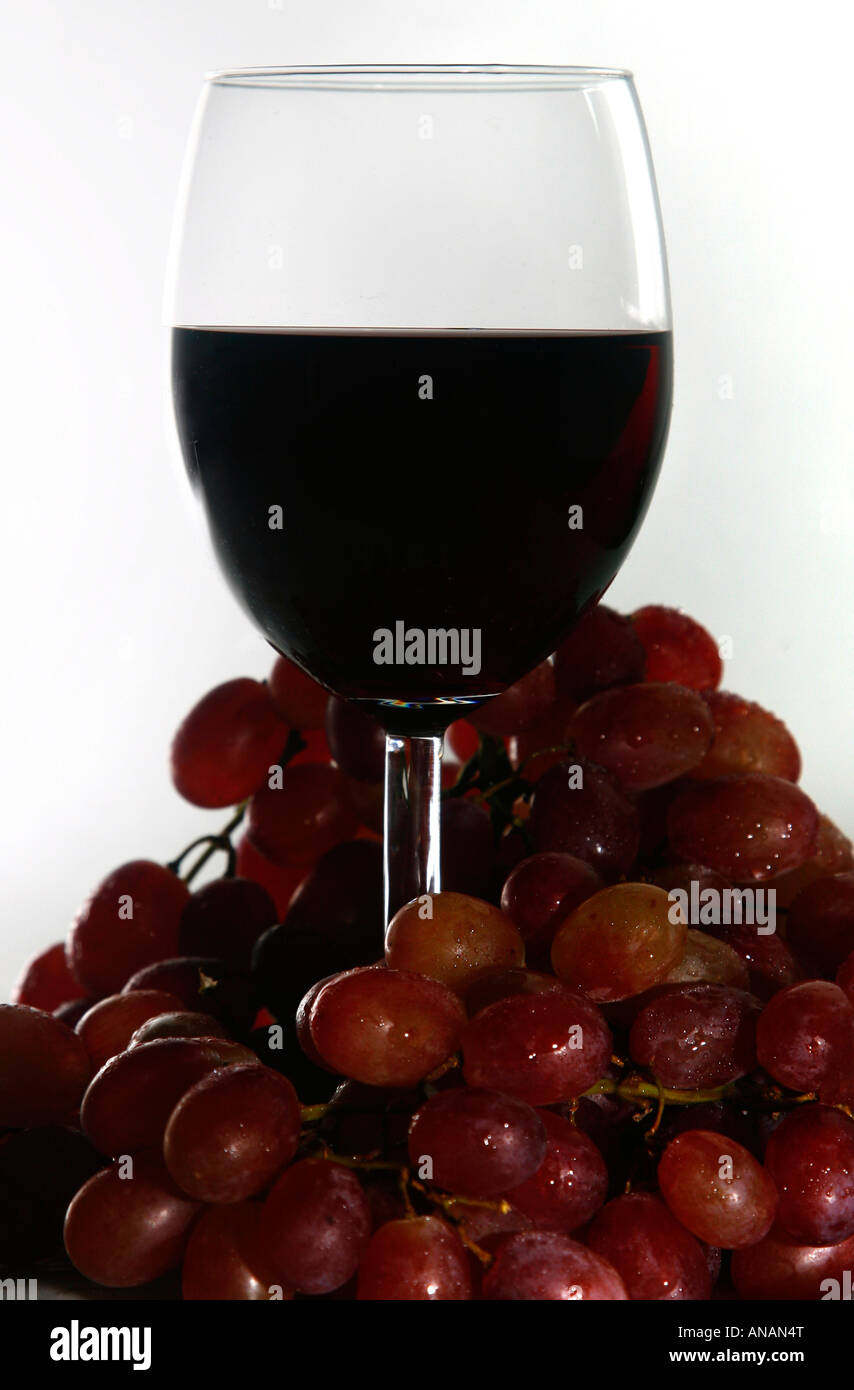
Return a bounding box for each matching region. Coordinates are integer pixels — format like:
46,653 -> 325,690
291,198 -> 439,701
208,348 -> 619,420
4,603 -> 854,1301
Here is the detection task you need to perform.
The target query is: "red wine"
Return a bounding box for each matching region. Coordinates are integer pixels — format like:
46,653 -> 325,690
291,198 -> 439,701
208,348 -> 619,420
172,328 -> 671,731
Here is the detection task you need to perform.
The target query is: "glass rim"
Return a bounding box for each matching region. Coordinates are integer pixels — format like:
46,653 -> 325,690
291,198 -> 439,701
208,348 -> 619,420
205,63 -> 634,90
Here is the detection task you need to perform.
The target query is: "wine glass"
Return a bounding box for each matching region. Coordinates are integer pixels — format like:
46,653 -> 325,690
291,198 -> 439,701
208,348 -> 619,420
166,64 -> 672,926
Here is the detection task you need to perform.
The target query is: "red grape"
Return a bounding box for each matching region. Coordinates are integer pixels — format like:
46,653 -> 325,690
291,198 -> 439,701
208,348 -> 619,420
64,1149 -> 201,1287
654,1105 -> 766,1165
770,813 -> 854,909
482,1230 -> 628,1300
129,1011 -> 230,1046
630,604 -> 722,690
629,983 -> 759,1088
553,604 -> 646,702
52,998 -> 94,1026
529,759 -> 640,879
667,774 -> 819,881
246,763 -> 359,866
632,781 -> 683,861
357,1215 -> 472,1300
67,859 -> 190,997
756,980 -> 854,1095
440,797 -> 496,898
296,976 -> 340,1071
653,1098 -> 765,1168
507,699 -> 577,783
325,695 -> 385,782
342,773 -> 384,835
122,956 -> 253,1033
764,1106 -> 854,1245
457,1202 -> 533,1253
586,1191 -> 712,1300
182,1202 -> 287,1300
407,1088 -> 546,1197
461,987 -> 612,1105
567,1094 -> 647,1189
251,921 -> 375,1042
496,825 -> 531,881
234,834 -> 307,918
80,1035 -> 255,1156
0,1005 -> 91,1128
385,892 -> 524,995
731,1226 -> 854,1301
692,690 -> 801,781
837,950 -> 854,1004
500,852 -> 602,966
662,930 -> 751,989
75,990 -> 186,1070
0,1126 -> 104,1263
309,966 -> 466,1088
787,872 -> 854,973
288,725 -> 334,766
445,719 -> 480,764
164,1063 -> 301,1202
504,1110 -> 607,1232
268,654 -> 329,728
703,921 -> 804,1001
361,1179 -> 408,1231
12,942 -> 80,1013
17,591 -> 852,1303
170,677 -> 288,808
178,876 -> 277,969
464,967 -> 564,1017
569,682 -> 714,791
652,862 -> 734,898
471,660 -> 556,738
285,838 -> 382,950
657,1130 -> 777,1248
551,884 -> 686,1003
263,1157 -> 371,1294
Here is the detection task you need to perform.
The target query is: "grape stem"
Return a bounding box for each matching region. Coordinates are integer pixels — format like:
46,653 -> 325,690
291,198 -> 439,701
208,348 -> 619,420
168,806 -> 246,885
471,772 -> 524,805
399,1167 -> 416,1218
299,1103 -> 329,1124
424,1054 -> 460,1085
586,1072 -> 831,1119
298,1073 -> 822,1136
317,1150 -> 404,1174
306,1135 -> 406,1175
412,1183 -> 512,1267
412,1180 -> 512,1218
586,1074 -> 737,1107
443,733 -> 532,837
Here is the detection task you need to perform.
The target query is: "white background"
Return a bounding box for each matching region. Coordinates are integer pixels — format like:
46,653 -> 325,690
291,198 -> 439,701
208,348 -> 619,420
1,0 -> 852,998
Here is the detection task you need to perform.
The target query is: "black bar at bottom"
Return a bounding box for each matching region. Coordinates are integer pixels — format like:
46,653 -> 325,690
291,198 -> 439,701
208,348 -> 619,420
0,1296 -> 845,1379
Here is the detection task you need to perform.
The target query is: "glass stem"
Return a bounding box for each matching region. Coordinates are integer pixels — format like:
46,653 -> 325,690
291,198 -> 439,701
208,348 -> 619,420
383,732 -> 443,930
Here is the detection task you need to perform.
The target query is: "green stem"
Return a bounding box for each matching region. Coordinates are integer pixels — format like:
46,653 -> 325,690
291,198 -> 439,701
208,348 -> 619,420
299,1103 -> 329,1124
586,1075 -> 738,1106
